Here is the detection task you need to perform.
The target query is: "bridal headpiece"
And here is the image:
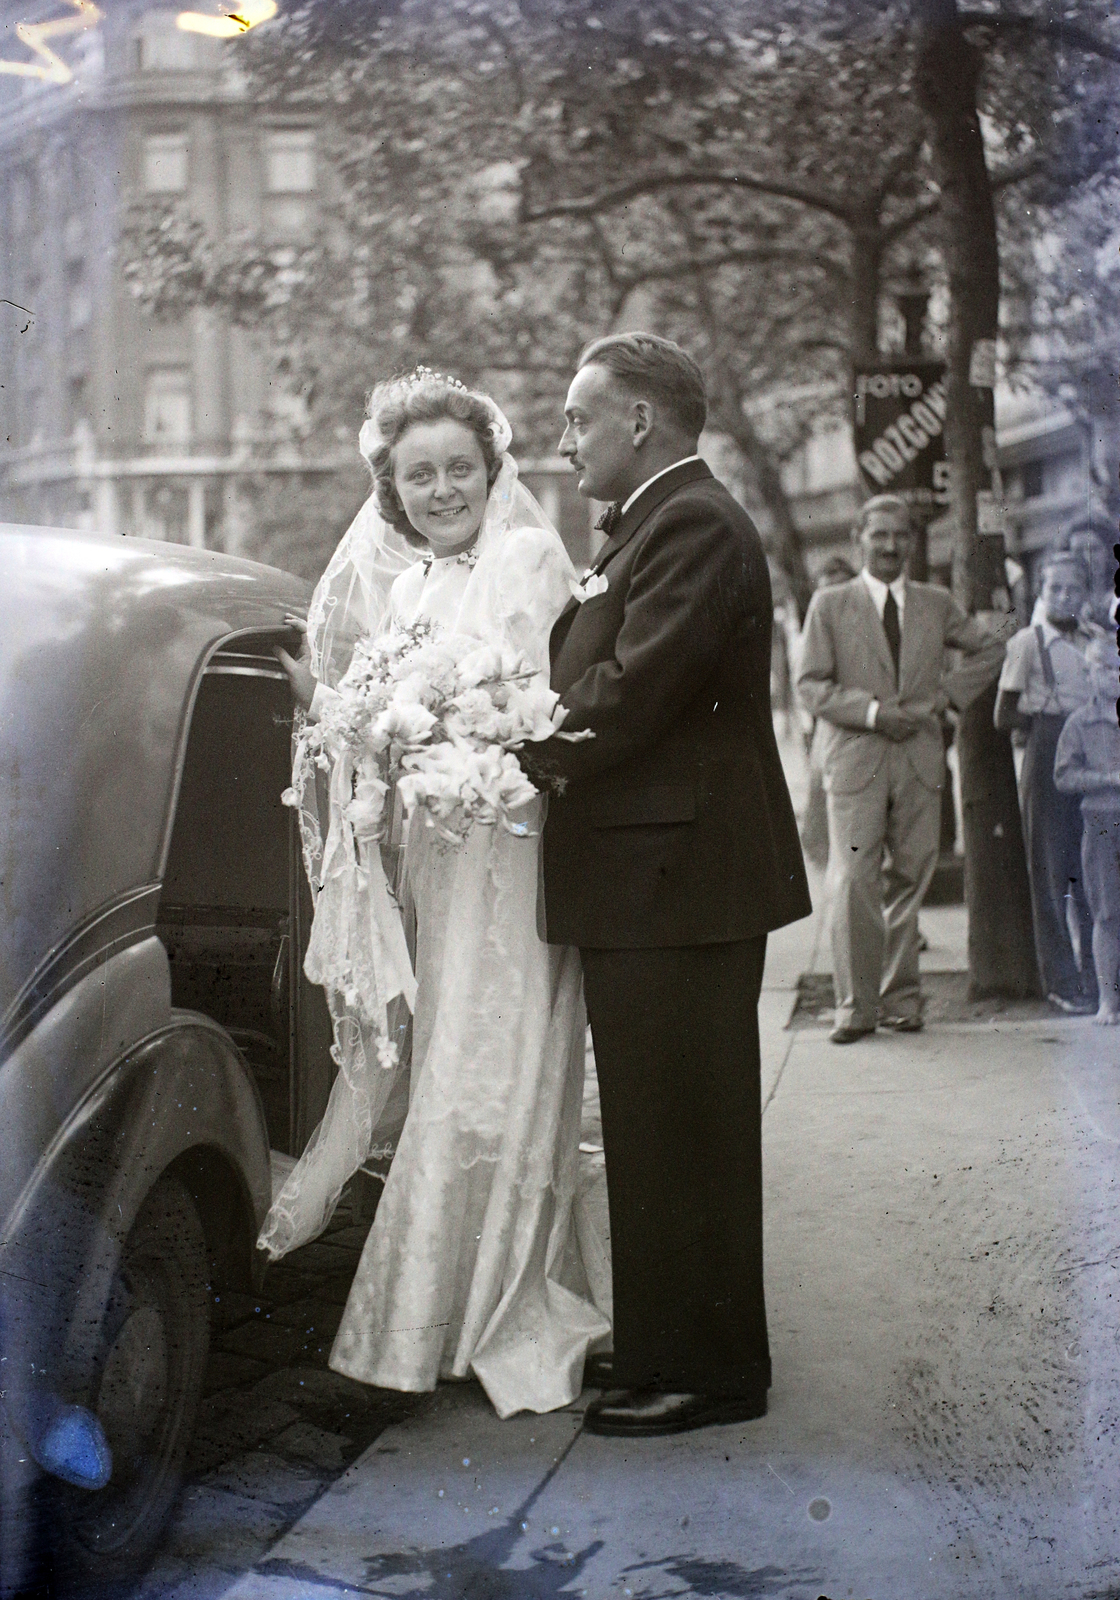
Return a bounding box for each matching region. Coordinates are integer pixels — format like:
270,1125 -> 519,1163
358,369 -> 513,468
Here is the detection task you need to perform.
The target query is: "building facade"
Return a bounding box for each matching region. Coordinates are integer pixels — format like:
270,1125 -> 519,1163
0,3 -> 594,577
2,5 -> 1101,588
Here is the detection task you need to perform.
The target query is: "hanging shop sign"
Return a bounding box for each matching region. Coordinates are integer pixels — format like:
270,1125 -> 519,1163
853,359 -> 949,509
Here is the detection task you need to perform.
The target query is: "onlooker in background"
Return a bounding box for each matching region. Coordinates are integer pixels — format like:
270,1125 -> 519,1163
1054,635 -> 1120,1025
1060,510 -> 1116,632
798,495 -> 1006,1043
995,551 -> 1100,1013
797,554 -> 857,870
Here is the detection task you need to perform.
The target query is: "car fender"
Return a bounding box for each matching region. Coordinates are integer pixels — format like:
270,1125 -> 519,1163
2,1009 -> 271,1399
1,934 -> 171,1229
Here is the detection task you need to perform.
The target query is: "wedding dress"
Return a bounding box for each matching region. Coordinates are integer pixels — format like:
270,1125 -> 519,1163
330,543 -> 610,1415
257,392 -> 609,1418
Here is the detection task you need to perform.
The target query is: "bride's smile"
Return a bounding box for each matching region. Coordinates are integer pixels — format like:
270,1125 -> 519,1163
392,418 -> 490,558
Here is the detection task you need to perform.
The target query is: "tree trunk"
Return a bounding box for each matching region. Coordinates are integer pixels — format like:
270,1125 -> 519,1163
712,390 -> 815,621
680,246 -> 816,620
848,213 -> 883,365
915,0 -> 1039,997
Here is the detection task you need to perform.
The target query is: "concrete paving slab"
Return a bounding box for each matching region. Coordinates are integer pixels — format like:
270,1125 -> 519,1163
222,1384 -> 586,1598
918,905 -> 969,973
217,1017 -> 1120,1600
758,1021 -> 1120,1597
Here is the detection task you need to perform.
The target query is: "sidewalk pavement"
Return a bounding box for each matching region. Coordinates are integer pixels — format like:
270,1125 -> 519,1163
216,737 -> 1120,1600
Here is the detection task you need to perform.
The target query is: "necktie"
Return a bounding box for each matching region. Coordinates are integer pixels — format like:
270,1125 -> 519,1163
882,588 -> 901,679
595,503 -> 622,540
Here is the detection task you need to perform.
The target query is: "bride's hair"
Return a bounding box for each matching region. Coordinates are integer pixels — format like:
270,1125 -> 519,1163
364,372 -> 505,548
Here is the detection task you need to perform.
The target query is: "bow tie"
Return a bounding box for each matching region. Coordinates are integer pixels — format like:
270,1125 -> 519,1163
595,502 -> 622,539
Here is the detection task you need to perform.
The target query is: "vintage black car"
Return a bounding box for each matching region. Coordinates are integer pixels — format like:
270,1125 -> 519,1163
0,525 -> 340,1591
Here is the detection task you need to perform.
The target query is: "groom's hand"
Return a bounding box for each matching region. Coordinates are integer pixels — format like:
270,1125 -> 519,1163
515,738 -> 567,794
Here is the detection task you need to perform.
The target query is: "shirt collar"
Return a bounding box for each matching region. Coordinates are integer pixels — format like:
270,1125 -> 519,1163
1038,616 -> 1099,653
619,455 -> 703,517
1080,695 -> 1119,723
860,567 -> 907,611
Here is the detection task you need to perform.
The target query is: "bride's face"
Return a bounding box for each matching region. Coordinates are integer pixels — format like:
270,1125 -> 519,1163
392,419 -> 489,557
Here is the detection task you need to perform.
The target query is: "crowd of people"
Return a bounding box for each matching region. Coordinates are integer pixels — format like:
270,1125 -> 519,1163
790,501 -> 1119,1034
996,529 -> 1120,1023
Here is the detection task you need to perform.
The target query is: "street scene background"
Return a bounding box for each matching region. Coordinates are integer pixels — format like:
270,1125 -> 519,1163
1,1 -> 1118,1596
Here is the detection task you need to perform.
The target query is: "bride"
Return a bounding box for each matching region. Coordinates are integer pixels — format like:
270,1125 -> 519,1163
259,369 -> 610,1418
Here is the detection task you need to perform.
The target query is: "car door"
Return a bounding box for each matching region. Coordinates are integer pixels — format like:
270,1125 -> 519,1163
157,644 -> 333,1160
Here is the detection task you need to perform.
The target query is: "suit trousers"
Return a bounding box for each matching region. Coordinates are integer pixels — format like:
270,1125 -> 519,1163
580,938 -> 770,1400
825,741 -> 941,1030
1021,714 -> 1097,1005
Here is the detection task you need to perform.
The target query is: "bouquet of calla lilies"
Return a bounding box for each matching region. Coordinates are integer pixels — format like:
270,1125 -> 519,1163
293,620 -> 582,844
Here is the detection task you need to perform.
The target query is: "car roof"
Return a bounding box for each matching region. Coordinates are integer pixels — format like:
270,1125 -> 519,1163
0,525 -> 312,1033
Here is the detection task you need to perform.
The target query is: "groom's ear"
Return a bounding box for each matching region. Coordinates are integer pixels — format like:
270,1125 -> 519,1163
630,398 -> 654,448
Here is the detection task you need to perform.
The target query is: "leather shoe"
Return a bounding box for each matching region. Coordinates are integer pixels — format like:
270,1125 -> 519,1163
879,1013 -> 923,1033
1047,992 -> 1096,1016
583,1352 -> 613,1388
583,1388 -> 766,1437
829,1022 -> 875,1044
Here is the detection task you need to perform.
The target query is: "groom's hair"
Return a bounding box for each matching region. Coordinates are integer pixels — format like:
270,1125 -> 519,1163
578,333 -> 707,438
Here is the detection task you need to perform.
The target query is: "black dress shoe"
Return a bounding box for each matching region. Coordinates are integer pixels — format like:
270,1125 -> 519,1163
583,1352 -> 613,1388
879,1013 -> 923,1033
829,1022 -> 876,1044
1047,992 -> 1097,1016
583,1387 -> 766,1437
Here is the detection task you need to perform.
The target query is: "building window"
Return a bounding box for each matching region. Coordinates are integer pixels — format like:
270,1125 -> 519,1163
68,273 -> 91,331
264,131 -> 315,194
69,375 -> 89,433
10,172 -> 34,235
24,387 -> 43,447
138,27 -> 199,73
144,368 -> 192,448
143,133 -> 188,194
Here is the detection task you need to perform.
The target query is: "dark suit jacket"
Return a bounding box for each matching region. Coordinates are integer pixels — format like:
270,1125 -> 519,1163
528,459 -> 811,949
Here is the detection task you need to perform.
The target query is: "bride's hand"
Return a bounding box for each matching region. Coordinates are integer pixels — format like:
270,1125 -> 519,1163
274,614 -> 316,711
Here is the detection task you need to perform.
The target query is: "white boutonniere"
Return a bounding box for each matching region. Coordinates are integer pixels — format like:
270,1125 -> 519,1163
570,572 -> 609,604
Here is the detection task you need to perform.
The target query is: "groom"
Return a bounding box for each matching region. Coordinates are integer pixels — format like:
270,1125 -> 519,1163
523,333 -> 811,1435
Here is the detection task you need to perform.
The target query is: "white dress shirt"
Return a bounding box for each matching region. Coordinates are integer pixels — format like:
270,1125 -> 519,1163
619,455 -> 703,516
860,568 -> 907,730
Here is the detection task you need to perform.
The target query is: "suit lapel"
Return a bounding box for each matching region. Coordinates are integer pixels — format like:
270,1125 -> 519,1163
549,597 -> 579,668
852,577 -> 897,685
590,459 -> 713,575
897,581 -> 923,696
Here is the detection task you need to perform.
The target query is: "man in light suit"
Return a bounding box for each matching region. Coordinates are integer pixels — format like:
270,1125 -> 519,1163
797,495 -> 1004,1043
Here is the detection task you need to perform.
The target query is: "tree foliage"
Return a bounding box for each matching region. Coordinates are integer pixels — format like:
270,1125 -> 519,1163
119,0 -> 1120,598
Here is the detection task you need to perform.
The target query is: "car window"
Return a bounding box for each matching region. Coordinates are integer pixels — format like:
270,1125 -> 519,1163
162,669 -> 290,913
158,663 -> 295,1150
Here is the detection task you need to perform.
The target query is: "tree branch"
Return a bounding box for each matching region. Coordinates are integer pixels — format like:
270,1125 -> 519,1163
522,168 -> 854,226
958,9 -> 1120,64
988,152 -> 1046,191
872,139 -> 926,208
472,12 -> 526,113
879,192 -> 942,244
616,245 -> 851,293
876,149 -> 1043,244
